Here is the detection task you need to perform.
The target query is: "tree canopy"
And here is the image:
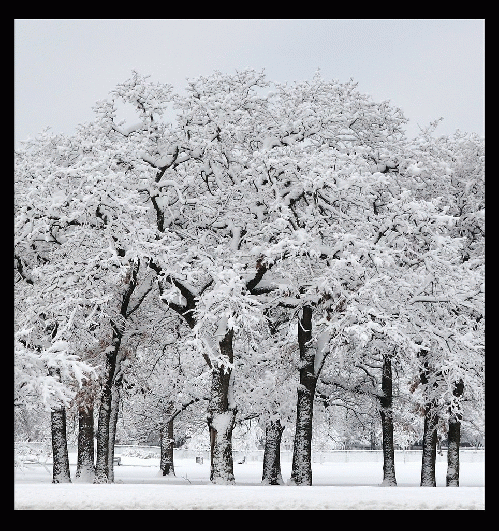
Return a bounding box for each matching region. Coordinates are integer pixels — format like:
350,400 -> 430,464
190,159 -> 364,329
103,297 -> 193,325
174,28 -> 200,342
15,69 -> 484,484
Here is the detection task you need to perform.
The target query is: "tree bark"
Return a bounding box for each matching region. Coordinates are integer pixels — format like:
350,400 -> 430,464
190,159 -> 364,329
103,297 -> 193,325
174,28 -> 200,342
48,367 -> 71,483
75,400 -> 95,482
160,408 -> 175,476
51,406 -> 71,483
106,372 -> 122,483
94,345 -> 118,483
262,419 -> 284,485
446,379 -> 464,487
446,414 -> 460,487
94,261 -> 138,483
156,398 -> 201,476
420,406 -> 439,486
94,328 -> 126,484
418,348 -> 439,487
153,267 -> 240,483
207,329 -> 237,484
290,306 -> 317,486
380,352 -> 397,486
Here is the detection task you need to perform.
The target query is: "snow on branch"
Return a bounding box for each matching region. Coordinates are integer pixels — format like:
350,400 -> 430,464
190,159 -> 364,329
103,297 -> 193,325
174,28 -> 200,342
14,338 -> 97,410
314,330 -> 331,376
408,296 -> 450,304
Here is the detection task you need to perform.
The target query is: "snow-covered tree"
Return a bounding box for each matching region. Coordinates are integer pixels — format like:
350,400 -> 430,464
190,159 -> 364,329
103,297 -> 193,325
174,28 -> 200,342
14,126 -> 155,483
14,272 -> 96,482
14,69 -> 484,489
120,306 -> 209,476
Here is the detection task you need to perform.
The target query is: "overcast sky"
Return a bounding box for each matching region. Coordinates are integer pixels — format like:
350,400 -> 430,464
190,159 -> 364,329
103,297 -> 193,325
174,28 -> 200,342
15,19 -> 484,146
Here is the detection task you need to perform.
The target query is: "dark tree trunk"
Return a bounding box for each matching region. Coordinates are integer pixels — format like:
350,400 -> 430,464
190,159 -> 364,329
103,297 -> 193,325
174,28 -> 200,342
51,406 -> 71,483
94,347 -> 118,483
94,261 -> 138,483
418,348 -> 439,487
420,406 -> 439,486
262,419 -> 284,485
446,415 -> 461,487
446,379 -> 464,487
75,400 -> 95,482
48,367 -> 71,483
290,306 -> 317,486
157,398 -> 201,477
107,373 -> 122,483
207,329 -> 237,484
380,352 -> 397,486
152,265 -> 240,482
160,410 -> 175,477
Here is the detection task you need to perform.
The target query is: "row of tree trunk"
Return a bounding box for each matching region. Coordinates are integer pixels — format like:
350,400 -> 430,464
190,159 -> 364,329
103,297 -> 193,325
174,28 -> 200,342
49,374 -> 464,487
48,305 -> 465,487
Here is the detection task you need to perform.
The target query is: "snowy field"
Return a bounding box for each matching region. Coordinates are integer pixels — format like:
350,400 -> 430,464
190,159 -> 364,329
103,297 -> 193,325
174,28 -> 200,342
15,453 -> 485,510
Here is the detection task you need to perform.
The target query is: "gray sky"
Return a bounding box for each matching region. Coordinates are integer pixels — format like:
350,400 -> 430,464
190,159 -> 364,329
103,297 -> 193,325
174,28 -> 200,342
15,19 -> 484,146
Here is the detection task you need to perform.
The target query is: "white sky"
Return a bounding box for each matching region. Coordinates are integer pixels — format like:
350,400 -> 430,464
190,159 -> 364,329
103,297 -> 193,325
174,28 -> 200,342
14,19 -> 484,146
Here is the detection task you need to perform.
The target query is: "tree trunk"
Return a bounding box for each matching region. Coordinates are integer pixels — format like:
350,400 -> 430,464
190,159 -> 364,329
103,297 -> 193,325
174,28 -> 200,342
106,349 -> 125,483
51,406 -> 71,483
207,329 -> 237,484
418,348 -> 438,487
160,412 -> 175,476
94,334 -> 126,483
420,406 -> 439,486
262,419 -> 284,485
107,376 -> 121,483
158,398 -> 201,476
446,414 -> 461,487
446,379 -> 464,487
94,349 -> 117,483
48,367 -> 71,483
290,306 -> 317,486
94,261 -> 138,483
380,352 -> 397,486
75,401 -> 95,482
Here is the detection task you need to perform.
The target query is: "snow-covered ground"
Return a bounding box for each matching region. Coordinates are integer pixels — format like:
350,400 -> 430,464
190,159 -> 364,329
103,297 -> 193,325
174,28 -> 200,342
15,454 -> 485,510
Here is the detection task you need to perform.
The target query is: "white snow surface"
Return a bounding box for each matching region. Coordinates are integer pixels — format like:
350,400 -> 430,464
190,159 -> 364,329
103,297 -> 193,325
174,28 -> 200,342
15,454 -> 484,510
